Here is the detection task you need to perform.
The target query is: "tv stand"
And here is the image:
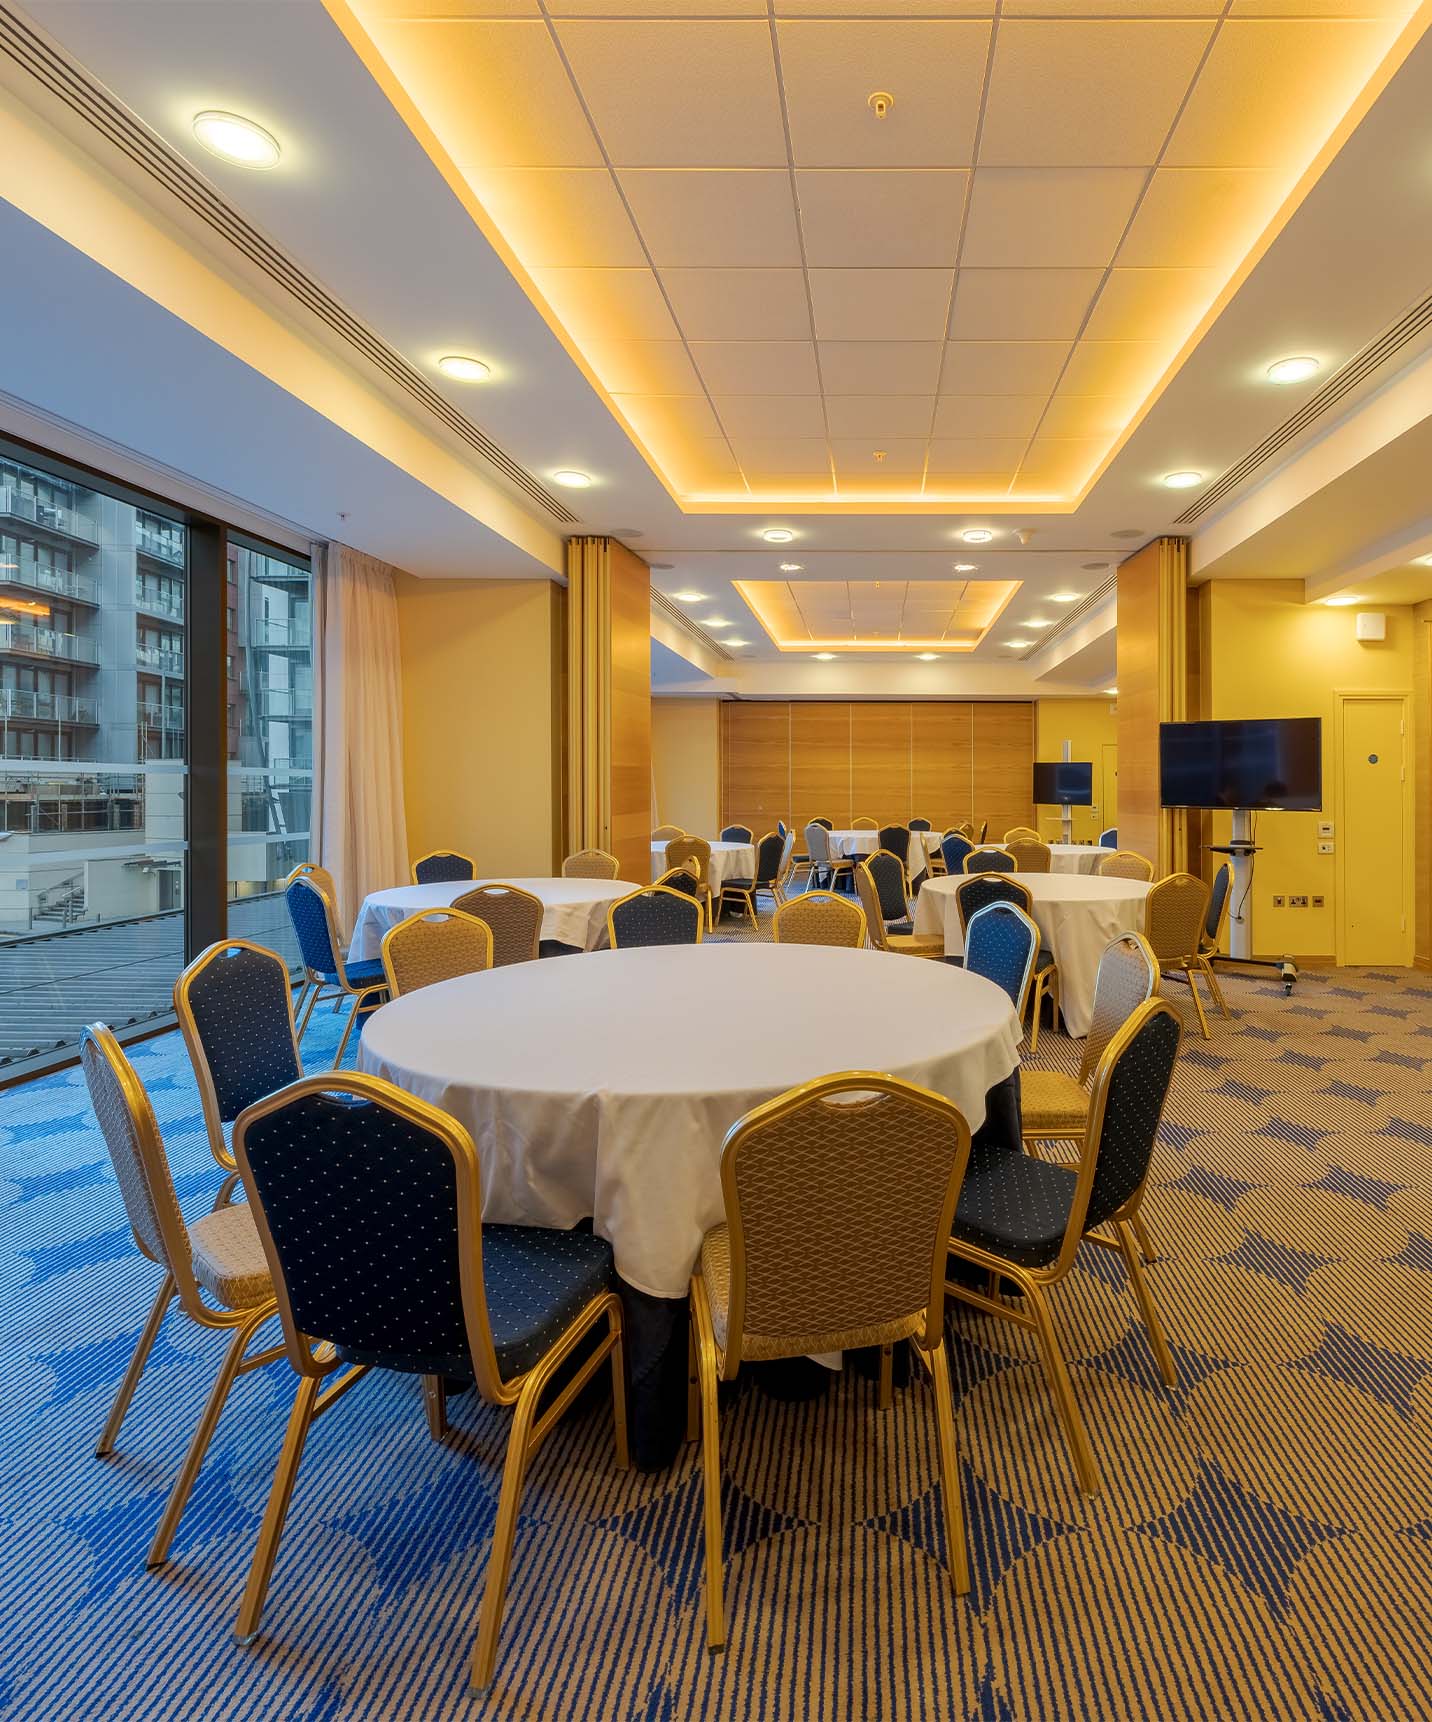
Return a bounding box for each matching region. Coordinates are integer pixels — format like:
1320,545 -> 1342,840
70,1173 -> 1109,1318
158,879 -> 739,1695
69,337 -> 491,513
1207,807 -> 1298,994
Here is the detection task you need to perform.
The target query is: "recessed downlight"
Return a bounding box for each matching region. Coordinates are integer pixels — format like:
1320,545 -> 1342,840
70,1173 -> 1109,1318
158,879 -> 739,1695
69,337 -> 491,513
1024,619 -> 1052,629
952,562 -> 977,573
762,528 -> 796,544
700,616 -> 730,628
1104,687 -> 1118,696
192,110 -> 281,169
778,561 -> 803,572
1321,595 -> 1361,607
916,652 -> 940,662
437,354 -> 491,382
1162,470 -> 1202,490
552,469 -> 592,489
672,590 -> 707,603
961,528 -> 994,544
725,638 -> 749,647
813,652 -> 837,661
1005,638 -> 1032,649
1267,355 -> 1320,385
1050,591 -> 1082,603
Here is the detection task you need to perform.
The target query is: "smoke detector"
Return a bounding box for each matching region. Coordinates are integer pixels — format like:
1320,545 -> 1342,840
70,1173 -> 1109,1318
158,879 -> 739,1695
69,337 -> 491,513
868,91 -> 894,119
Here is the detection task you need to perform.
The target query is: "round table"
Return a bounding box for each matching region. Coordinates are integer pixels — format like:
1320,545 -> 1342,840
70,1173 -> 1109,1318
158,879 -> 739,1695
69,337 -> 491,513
913,872 -> 1151,1037
346,877 -> 637,963
358,942 -> 1022,1300
1048,843 -> 1104,875
648,839 -> 755,888
830,828 -> 941,878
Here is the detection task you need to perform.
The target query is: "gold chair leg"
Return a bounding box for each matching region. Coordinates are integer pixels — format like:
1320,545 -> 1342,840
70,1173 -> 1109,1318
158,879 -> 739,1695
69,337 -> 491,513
96,1272 -> 174,1458
235,1373 -> 322,1644
609,1309 -> 631,1471
1200,955 -> 1232,1019
1183,964 -> 1211,1040
923,1340 -> 970,1594
294,981 -> 317,1037
1130,1208 -> 1157,1265
1025,1283 -> 1100,1496
212,1169 -> 242,1210
690,1281 -> 725,1651
1114,1221 -> 1178,1390
686,1320 -> 700,1443
1028,976 -> 1043,1055
149,1305 -> 272,1569
421,1374 -> 448,1441
470,1378 -> 542,1690
878,1343 -> 894,1411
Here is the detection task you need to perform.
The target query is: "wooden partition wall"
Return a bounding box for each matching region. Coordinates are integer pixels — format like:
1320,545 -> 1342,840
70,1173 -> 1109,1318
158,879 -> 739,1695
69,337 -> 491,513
720,701 -> 1035,838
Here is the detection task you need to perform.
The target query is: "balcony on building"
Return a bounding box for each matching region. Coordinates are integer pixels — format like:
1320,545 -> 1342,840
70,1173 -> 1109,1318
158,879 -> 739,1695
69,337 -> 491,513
134,577 -> 185,622
134,518 -> 185,568
0,559 -> 101,607
133,641 -> 184,675
0,689 -> 100,726
0,486 -> 101,548
0,620 -> 102,665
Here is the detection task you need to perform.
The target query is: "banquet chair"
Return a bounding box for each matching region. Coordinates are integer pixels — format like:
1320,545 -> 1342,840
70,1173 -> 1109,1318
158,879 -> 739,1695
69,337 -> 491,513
175,940 -> 304,1206
1098,850 -> 1154,882
939,832 -> 973,877
804,822 -> 854,896
1003,826 -> 1041,845
411,850 -> 477,886
771,890 -> 866,949
1201,862 -> 1232,960
955,822 -> 976,841
1006,839 -> 1053,873
283,877 -> 388,1068
909,818 -> 932,832
652,824 -> 685,842
1098,828 -> 1118,849
944,1001 -> 1183,1495
809,816 -> 834,830
720,824 -> 753,843
562,848 -> 621,881
230,1072 -> 628,1690
878,824 -> 911,868
856,858 -> 944,958
953,873 -> 1031,938
964,847 -> 1015,874
81,1024 -> 280,1573
452,882 -> 544,967
977,820 -> 990,843
654,864 -> 702,899
665,837 -> 716,930
865,847 -> 916,933
282,864 -> 342,1013
962,903 -> 1039,1022
608,884 -> 704,948
380,909 -> 494,997
690,1073 -> 973,1647
771,827 -> 797,903
852,815 -> 879,830
719,831 -> 785,927
1144,872 -> 1222,1039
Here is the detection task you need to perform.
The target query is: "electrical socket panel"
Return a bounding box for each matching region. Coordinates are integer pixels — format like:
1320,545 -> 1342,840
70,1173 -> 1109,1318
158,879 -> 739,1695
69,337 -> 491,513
1317,821 -> 1334,839
1317,840 -> 1334,854
1290,894 -> 1310,908
1312,895 -> 1326,909
1272,894 -> 1286,908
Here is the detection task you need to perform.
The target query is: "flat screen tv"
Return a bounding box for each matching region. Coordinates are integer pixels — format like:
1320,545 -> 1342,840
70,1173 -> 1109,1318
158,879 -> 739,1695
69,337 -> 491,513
1033,761 -> 1093,806
1159,718 -> 1322,810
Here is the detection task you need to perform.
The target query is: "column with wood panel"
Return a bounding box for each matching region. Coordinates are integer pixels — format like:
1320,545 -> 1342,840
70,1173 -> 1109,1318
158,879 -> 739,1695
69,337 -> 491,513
565,536 -> 651,883
1116,536 -> 1190,876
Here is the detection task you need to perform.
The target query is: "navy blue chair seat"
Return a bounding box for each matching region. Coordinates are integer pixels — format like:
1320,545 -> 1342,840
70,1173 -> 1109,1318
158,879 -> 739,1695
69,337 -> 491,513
886,919 -> 914,937
316,956 -> 385,988
950,1144 -> 1078,1270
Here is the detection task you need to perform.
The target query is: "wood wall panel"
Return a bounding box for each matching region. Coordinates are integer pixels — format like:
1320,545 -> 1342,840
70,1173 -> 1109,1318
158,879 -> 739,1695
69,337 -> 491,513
791,702 -> 851,832
608,541 -> 652,883
972,703 -> 1035,838
722,701 -> 790,838
912,703 -> 974,831
1116,536 -> 1189,873
851,703 -> 912,824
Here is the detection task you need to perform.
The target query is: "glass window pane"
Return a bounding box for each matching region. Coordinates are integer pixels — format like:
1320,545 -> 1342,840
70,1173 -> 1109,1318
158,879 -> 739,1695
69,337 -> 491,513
0,457 -> 186,1072
226,543 -> 313,967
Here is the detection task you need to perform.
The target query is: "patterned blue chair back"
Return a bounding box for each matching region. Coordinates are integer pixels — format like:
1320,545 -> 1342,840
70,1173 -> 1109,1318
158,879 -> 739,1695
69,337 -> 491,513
810,817 -> 834,830
953,874 -> 1029,934
720,825 -> 753,843
964,848 -> 1015,874
654,866 -> 701,900
963,904 -> 1037,1014
878,824 -> 910,861
866,850 -> 910,922
414,851 -> 476,885
1099,828 -> 1118,849
777,820 -> 787,838
1206,862 -> 1230,943
754,832 -> 785,885
179,942 -> 301,1124
909,818 -> 932,832
610,886 -> 703,948
1082,1003 -> 1181,1234
285,877 -> 339,978
940,833 -> 973,873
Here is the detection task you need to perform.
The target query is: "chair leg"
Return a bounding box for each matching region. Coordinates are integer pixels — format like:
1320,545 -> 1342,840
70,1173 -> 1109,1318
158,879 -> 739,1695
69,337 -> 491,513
690,1282 -> 725,1651
295,982 -> 320,1037
686,1320 -> 700,1443
922,1340 -> 970,1594
332,998 -> 360,1068
878,1343 -> 894,1411
96,1272 -> 174,1458
1028,974 -> 1045,1056
470,1377 -> 542,1690
608,1309 -> 631,1472
1130,1208 -> 1157,1265
1200,955 -> 1232,1019
235,1373 -> 322,1644
421,1374 -> 448,1441
1184,964 -> 1211,1040
1025,1283 -> 1100,1496
1114,1221 -> 1178,1390
212,1169 -> 242,1210
149,1306 -> 272,1569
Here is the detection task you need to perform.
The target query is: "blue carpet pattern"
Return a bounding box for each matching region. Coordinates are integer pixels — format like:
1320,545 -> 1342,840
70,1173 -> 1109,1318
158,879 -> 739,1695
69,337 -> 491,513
2,947 -> 1432,1719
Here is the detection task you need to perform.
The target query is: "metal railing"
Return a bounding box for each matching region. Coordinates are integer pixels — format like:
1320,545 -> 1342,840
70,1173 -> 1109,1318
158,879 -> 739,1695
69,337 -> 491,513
0,689 -> 99,723
138,703 -> 185,731
134,643 -> 184,674
0,621 -> 101,664
134,579 -> 185,620
0,486 -> 100,546
249,615 -> 309,648
134,524 -> 185,566
0,560 -> 99,604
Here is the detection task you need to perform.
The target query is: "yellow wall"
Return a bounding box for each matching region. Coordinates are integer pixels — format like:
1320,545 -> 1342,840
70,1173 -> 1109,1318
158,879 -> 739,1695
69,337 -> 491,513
652,698 -> 721,837
1415,600 -> 1432,968
1202,579 -> 1416,961
1034,698 -> 1118,843
395,575 -> 562,876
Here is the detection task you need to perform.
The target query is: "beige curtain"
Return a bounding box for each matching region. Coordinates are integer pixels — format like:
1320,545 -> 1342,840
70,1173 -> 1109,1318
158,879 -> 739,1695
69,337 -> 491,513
312,542 -> 408,931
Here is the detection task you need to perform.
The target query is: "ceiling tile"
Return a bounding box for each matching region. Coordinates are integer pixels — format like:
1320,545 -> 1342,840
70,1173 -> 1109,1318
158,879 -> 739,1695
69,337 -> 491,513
830,439 -> 929,476
933,395 -> 1047,437
660,269 -> 812,340
731,438 -> 833,474
777,0 -> 993,12
743,472 -> 836,494
940,341 -> 1071,395
795,170 -> 967,267
551,0 -> 766,14
927,437 -> 1028,473
948,268 -> 1102,341
924,472 -> 1016,496
363,2 -> 541,19
715,396 -> 828,438
777,21 -> 991,168
613,393 -> 725,446
553,20 -> 787,167
688,341 -> 821,394
980,21 -> 1215,167
1057,341 -> 1166,398
530,266 -> 680,340
662,436 -> 745,489
824,396 -> 936,438
1116,167 -> 1278,268
1037,395 -> 1131,439
469,168 -> 644,266
1081,268 -> 1220,347
369,22 -> 601,167
1000,0 -> 1218,11
1163,20 -> 1399,170
580,338 -> 704,394
961,169 -> 1147,267
807,269 -> 954,341
818,342 -> 944,395
618,171 -> 802,267
1014,437 -> 1106,492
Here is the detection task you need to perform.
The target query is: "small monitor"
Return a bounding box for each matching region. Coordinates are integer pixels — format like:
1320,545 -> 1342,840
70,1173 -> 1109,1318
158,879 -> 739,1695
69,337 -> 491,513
1159,718 -> 1322,810
1033,761 -> 1093,806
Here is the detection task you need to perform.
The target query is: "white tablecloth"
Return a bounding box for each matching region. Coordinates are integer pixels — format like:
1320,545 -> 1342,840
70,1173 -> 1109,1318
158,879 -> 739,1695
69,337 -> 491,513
1049,844 -> 1103,875
913,872 -> 1151,1037
829,829 -> 941,877
649,840 -> 756,888
347,877 -> 637,962
358,943 -> 1022,1299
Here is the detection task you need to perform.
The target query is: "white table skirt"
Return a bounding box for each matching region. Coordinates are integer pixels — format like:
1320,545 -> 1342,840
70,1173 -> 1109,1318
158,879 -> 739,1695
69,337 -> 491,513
829,829 -> 941,877
347,877 -> 637,962
649,840 -> 756,889
358,943 -> 1022,1299
1048,844 -> 1103,875
913,873 -> 1151,1037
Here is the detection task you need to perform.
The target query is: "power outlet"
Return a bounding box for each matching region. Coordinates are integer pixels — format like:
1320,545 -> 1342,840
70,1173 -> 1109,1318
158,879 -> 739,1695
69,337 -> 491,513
1312,895 -> 1326,909
1317,840 -> 1334,855
1271,894 -> 1286,908
1290,894 -> 1310,908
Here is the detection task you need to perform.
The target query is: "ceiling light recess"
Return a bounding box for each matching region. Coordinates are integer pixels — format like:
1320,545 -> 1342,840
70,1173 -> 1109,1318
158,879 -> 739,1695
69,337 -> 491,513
813,652 -> 837,661
672,590 -> 707,603
700,616 -> 730,628
1050,591 -> 1081,603
916,653 -> 940,662
192,110 -> 281,169
1321,595 -> 1361,607
952,562 -> 977,573
762,528 -> 796,544
779,562 -> 803,573
1266,356 -> 1320,385
1005,638 -> 1032,649
437,354 -> 491,383
551,469 -> 591,489
961,529 -> 994,544
1162,470 -> 1202,491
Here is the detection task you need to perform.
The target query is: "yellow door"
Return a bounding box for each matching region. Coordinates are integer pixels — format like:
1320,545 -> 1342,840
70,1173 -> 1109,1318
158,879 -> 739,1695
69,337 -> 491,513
1099,742 -> 1118,839
1340,698 -> 1407,965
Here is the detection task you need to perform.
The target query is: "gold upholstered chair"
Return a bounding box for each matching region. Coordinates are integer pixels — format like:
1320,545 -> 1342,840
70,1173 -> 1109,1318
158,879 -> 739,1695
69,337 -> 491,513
562,848 -> 621,881
690,1073 -> 973,1648
81,1024 -> 280,1573
380,909 -> 494,998
1097,849 -> 1154,882
1002,826 -> 1041,845
771,889 -> 867,948
851,815 -> 879,829
665,836 -> 715,930
1144,871 -> 1223,1039
451,882 -> 543,966
1006,839 -> 1053,873
652,824 -> 685,841
855,856 -> 944,957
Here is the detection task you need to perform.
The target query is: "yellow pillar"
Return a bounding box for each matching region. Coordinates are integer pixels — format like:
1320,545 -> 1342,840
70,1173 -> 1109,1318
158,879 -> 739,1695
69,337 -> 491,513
1116,536 -> 1190,878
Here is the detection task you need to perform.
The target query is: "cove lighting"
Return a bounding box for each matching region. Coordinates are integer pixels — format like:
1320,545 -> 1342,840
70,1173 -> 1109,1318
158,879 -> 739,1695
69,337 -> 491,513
813,652 -> 837,661
961,529 -> 994,544
1266,356 -> 1320,385
192,110 -> 281,169
552,470 -> 592,489
1104,687 -> 1118,696
762,528 -> 796,544
1414,555 -> 1432,567
437,355 -> 491,382
1162,470 -> 1203,490
672,590 -> 707,603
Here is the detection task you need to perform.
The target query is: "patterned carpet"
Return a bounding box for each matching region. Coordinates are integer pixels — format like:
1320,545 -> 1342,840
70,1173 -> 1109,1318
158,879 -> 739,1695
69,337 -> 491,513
2,916 -> 1431,1720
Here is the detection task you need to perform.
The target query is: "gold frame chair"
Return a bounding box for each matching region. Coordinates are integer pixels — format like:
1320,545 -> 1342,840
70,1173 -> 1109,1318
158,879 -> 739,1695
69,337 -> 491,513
962,900 -> 1040,1023
230,1072 -> 629,1690
690,1073 -> 973,1648
562,848 -> 621,880
286,876 -> 388,1067
379,908 -> 494,997
851,815 -> 879,829
1002,826 -> 1041,845
804,822 -> 855,895
855,855 -> 945,957
963,846 -> 1014,873
81,1025 -> 282,1571
1097,849 -> 1154,882
451,882 -> 544,966
1006,839 -> 1052,873
772,889 -> 867,947
282,864 -> 340,1024
651,824 -> 685,841
945,1001 -> 1183,1495
1144,871 -> 1224,1039
665,836 -> 716,931
718,830 -> 784,929
410,848 -> 478,886
606,883 -> 705,948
